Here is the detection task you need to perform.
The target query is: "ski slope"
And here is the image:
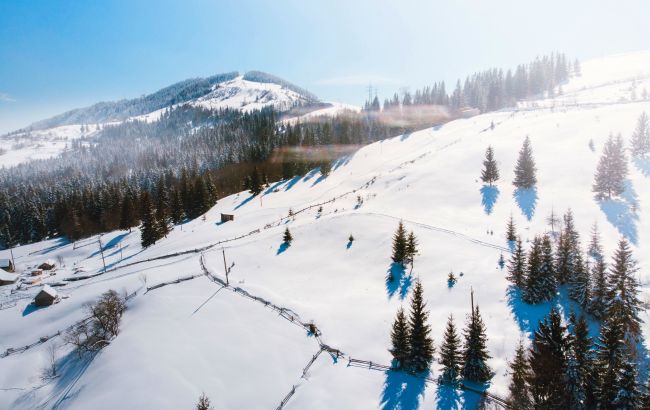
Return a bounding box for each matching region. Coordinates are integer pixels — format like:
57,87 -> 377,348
2,51 -> 650,409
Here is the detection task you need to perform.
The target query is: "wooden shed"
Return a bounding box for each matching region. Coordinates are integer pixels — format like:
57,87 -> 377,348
0,259 -> 14,273
221,213 -> 235,223
34,285 -> 58,307
38,260 -> 56,270
0,270 -> 18,286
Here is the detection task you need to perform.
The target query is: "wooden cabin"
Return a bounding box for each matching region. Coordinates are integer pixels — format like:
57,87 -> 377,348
34,285 -> 58,307
38,260 -> 56,271
0,259 -> 14,273
0,270 -> 18,286
221,213 -> 235,223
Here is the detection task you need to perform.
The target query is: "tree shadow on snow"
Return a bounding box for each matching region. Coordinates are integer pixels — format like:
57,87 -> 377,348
276,242 -> 290,255
234,194 -> 256,210
386,263 -> 412,300
633,157 -> 650,178
14,349 -> 98,409
284,175 -> 302,191
89,233 -> 128,258
311,173 -> 327,186
302,168 -> 319,182
506,285 -> 557,338
514,187 -> 538,221
480,185 -> 499,215
435,383 -> 461,409
380,369 -> 428,410
598,180 -> 639,245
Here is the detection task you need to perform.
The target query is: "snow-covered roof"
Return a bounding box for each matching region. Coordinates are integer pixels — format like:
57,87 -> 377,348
0,259 -> 12,267
0,270 -> 18,282
39,285 -> 57,298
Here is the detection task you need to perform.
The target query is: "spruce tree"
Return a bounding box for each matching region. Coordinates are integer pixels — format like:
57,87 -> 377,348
596,315 -> 626,408
527,308 -> 569,408
248,167 -> 263,196
389,307 -> 409,369
405,231 -> 418,267
589,258 -> 610,319
568,253 -> 591,308
567,314 -> 595,409
481,146 -> 500,186
630,111 -> 650,157
391,221 -> 408,265
283,227 -> 293,245
506,214 -> 517,243
588,222 -> 604,261
438,314 -> 462,384
607,239 -> 642,339
170,189 -> 184,224
406,280 -> 434,373
196,393 -> 213,410
523,235 -> 556,304
507,236 -> 526,287
119,195 -> 135,232
555,209 -> 581,285
140,192 -> 160,248
593,134 -> 628,200
613,359 -> 640,409
507,339 -> 532,409
513,136 -> 537,189
462,306 -> 493,383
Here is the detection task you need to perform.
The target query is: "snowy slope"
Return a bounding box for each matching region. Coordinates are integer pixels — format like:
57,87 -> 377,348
0,73 -> 319,169
2,51 -> 650,409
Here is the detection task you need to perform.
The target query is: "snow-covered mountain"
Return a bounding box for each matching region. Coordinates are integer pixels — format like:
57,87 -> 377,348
0,71 -> 333,168
1,51 -> 650,409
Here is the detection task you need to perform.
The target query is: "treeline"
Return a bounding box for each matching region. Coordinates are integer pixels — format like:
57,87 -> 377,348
0,105 -> 410,247
365,52 -> 574,113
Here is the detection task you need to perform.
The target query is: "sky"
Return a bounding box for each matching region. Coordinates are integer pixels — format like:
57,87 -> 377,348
1,0 -> 650,134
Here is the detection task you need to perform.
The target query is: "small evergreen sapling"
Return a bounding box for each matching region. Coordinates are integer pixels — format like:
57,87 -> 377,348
507,236 -> 526,287
506,215 -> 517,243
283,227 -> 293,245
196,393 -> 213,410
391,221 -> 408,265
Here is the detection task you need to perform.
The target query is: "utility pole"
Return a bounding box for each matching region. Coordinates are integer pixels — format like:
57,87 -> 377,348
470,286 -> 475,322
98,237 -> 106,272
222,248 -> 229,286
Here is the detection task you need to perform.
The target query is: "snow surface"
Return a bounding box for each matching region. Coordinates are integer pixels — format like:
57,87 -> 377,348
2,51 -> 650,409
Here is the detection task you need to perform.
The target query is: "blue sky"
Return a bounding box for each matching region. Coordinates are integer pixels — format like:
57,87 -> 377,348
1,0 -> 649,133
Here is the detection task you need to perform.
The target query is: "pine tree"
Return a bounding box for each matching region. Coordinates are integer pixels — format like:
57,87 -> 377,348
438,314 -> 462,384
506,214 -> 517,243
462,306 -> 493,383
607,239 -> 642,339
406,280 -> 434,373
513,136 -> 537,189
507,339 -> 532,409
640,377 -> 650,409
481,146 -> 500,186
588,222 -> 604,261
527,308 -> 569,408
405,231 -> 418,267
391,221 -> 408,265
555,209 -> 581,285
140,192 -> 160,248
613,359 -> 640,409
119,195 -> 136,232
248,167 -> 263,196
567,314 -> 595,409
523,235 -> 556,304
170,189 -> 184,224
507,236 -> 526,287
630,112 -> 650,157
596,315 -> 626,408
568,253 -> 591,308
593,134 -> 628,200
589,258 -> 610,319
283,227 -> 293,245
390,307 -> 409,369
196,392 -> 213,410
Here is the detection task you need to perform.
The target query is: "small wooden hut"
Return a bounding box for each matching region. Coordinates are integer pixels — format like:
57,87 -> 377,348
34,285 -> 58,307
220,213 -> 235,223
